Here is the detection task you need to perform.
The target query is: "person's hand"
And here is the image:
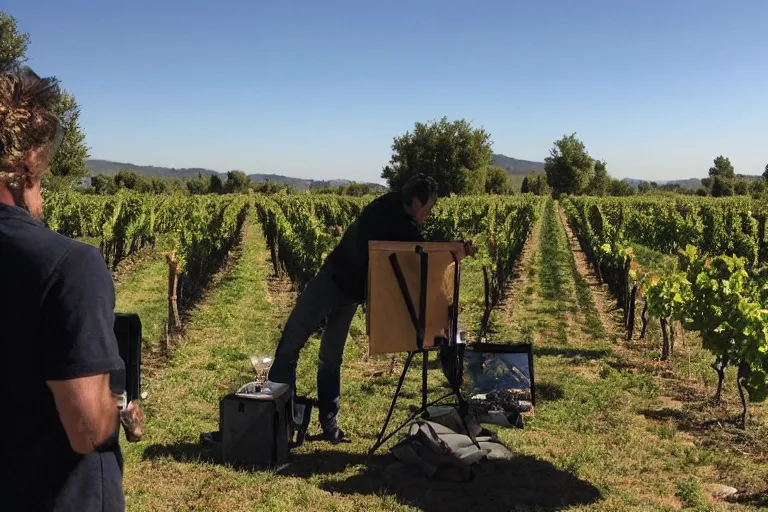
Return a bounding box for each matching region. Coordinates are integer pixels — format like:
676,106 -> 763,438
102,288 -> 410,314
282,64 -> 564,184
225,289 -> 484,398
119,400 -> 145,442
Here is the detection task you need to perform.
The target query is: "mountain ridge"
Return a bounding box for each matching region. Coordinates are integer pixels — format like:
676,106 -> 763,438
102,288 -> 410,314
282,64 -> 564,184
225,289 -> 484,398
85,159 -> 385,191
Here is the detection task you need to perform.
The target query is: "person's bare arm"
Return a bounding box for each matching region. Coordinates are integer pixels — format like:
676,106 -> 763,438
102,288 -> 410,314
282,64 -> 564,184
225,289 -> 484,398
47,373 -> 120,455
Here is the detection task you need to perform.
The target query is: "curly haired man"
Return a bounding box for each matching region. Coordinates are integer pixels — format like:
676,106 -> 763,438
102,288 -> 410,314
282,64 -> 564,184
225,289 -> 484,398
0,66 -> 141,512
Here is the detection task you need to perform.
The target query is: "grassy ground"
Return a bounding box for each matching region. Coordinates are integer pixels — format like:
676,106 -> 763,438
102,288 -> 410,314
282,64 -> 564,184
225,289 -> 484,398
116,205 -> 768,512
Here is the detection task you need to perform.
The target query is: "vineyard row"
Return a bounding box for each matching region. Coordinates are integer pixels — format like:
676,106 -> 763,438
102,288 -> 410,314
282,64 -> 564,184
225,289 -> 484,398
45,191 -> 544,340
562,195 -> 768,427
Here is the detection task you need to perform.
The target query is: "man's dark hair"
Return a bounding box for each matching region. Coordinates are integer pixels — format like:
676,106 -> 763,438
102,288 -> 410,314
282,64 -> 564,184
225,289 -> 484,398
401,174 -> 438,206
0,66 -> 63,186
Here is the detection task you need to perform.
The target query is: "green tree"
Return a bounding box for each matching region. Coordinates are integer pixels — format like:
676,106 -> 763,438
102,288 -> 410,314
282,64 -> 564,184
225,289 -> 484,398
763,164 -> 768,181
586,159 -> 609,196
151,178 -> 171,194
0,11 -> 29,70
381,117 -> 492,196
209,174 -> 224,194
733,179 -> 749,195
695,186 -> 708,197
225,170 -> 250,193
522,173 -> 550,196
544,133 -> 595,196
709,155 -> 735,179
750,179 -> 765,196
638,181 -> 651,194
485,165 -> 511,194
187,173 -> 210,194
91,174 -> 117,194
45,91 -> 89,188
607,178 -> 635,196
711,175 -> 734,197
114,170 -> 150,192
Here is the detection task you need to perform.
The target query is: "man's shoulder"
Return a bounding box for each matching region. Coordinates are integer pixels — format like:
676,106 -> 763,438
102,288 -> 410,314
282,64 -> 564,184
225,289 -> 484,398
362,191 -> 403,214
1,213 -> 107,286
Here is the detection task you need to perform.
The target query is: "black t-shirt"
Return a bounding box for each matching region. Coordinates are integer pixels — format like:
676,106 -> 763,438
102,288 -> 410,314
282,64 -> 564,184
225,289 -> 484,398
0,203 -> 126,512
324,191 -> 424,302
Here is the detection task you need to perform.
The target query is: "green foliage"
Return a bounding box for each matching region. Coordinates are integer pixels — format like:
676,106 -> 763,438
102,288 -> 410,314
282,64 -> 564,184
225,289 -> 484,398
225,170 -> 250,193
254,194 -> 543,296
522,173 -> 551,196
586,159 -> 609,196
711,175 -> 734,197
254,195 -> 367,288
709,155 -> 735,180
749,179 -> 765,196
564,195 -> 767,266
544,133 -> 595,196
187,173 -> 211,195
43,191 -> 250,288
46,91 -> 89,186
311,182 -> 381,197
734,179 -> 750,195
607,178 -> 635,196
381,117 -> 492,196
484,165 -> 512,195
642,271 -> 690,321
678,248 -> 768,403
564,193 -> 768,413
0,11 -> 28,70
252,180 -> 293,195
210,174 -> 224,194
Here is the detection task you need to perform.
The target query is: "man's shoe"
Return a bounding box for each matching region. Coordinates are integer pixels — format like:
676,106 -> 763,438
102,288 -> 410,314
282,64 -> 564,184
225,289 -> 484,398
321,427 -> 346,445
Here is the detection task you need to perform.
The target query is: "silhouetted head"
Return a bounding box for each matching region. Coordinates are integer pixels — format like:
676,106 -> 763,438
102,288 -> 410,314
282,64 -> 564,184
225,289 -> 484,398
401,174 -> 438,225
0,66 -> 64,220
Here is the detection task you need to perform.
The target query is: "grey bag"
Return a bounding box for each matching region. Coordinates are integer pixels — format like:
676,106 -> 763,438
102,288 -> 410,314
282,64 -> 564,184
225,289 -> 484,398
390,421 -> 490,482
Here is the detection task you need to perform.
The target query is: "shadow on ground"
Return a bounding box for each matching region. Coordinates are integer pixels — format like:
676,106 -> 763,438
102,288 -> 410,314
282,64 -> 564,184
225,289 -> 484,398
535,347 -> 610,360
536,381 -> 565,401
144,442 -> 601,512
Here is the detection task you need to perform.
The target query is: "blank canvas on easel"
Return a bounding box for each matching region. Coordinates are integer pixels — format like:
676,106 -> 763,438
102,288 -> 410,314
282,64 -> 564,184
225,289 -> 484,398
366,241 -> 464,355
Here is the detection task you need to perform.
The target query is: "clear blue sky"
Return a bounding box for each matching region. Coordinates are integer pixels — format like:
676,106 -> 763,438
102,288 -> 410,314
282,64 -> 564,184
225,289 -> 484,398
5,0 -> 767,183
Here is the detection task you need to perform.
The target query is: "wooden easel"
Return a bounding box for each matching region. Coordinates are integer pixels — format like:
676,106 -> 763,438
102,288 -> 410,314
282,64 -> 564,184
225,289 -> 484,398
366,241 -> 478,456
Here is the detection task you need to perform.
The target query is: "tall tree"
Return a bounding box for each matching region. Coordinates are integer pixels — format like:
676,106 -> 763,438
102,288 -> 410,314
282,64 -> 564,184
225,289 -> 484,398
763,164 -> 768,181
485,165 -> 511,195
544,133 -> 595,196
711,175 -> 734,197
586,159 -> 609,196
45,91 -> 90,188
225,170 -> 250,193
709,155 -> 735,179
381,117 -> 492,196
521,176 -> 530,193
607,179 -> 636,196
733,179 -> 749,195
209,174 -> 224,194
0,11 -> 29,70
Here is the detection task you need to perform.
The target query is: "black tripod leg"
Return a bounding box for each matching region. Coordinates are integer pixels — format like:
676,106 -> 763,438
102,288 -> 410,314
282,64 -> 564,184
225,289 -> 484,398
422,350 -> 428,411
368,352 -> 415,456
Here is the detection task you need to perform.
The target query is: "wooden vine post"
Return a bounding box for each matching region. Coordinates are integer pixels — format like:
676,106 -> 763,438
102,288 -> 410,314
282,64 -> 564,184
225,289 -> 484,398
164,250 -> 182,352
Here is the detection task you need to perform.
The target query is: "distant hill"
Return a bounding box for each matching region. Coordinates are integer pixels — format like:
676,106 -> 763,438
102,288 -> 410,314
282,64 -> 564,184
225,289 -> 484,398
86,159 -> 219,179
491,154 -> 545,175
86,159 -> 385,192
623,174 -> 763,190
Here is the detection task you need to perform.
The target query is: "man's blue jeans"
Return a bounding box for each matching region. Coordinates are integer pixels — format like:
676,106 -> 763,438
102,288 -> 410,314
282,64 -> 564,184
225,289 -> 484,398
267,264 -> 358,431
